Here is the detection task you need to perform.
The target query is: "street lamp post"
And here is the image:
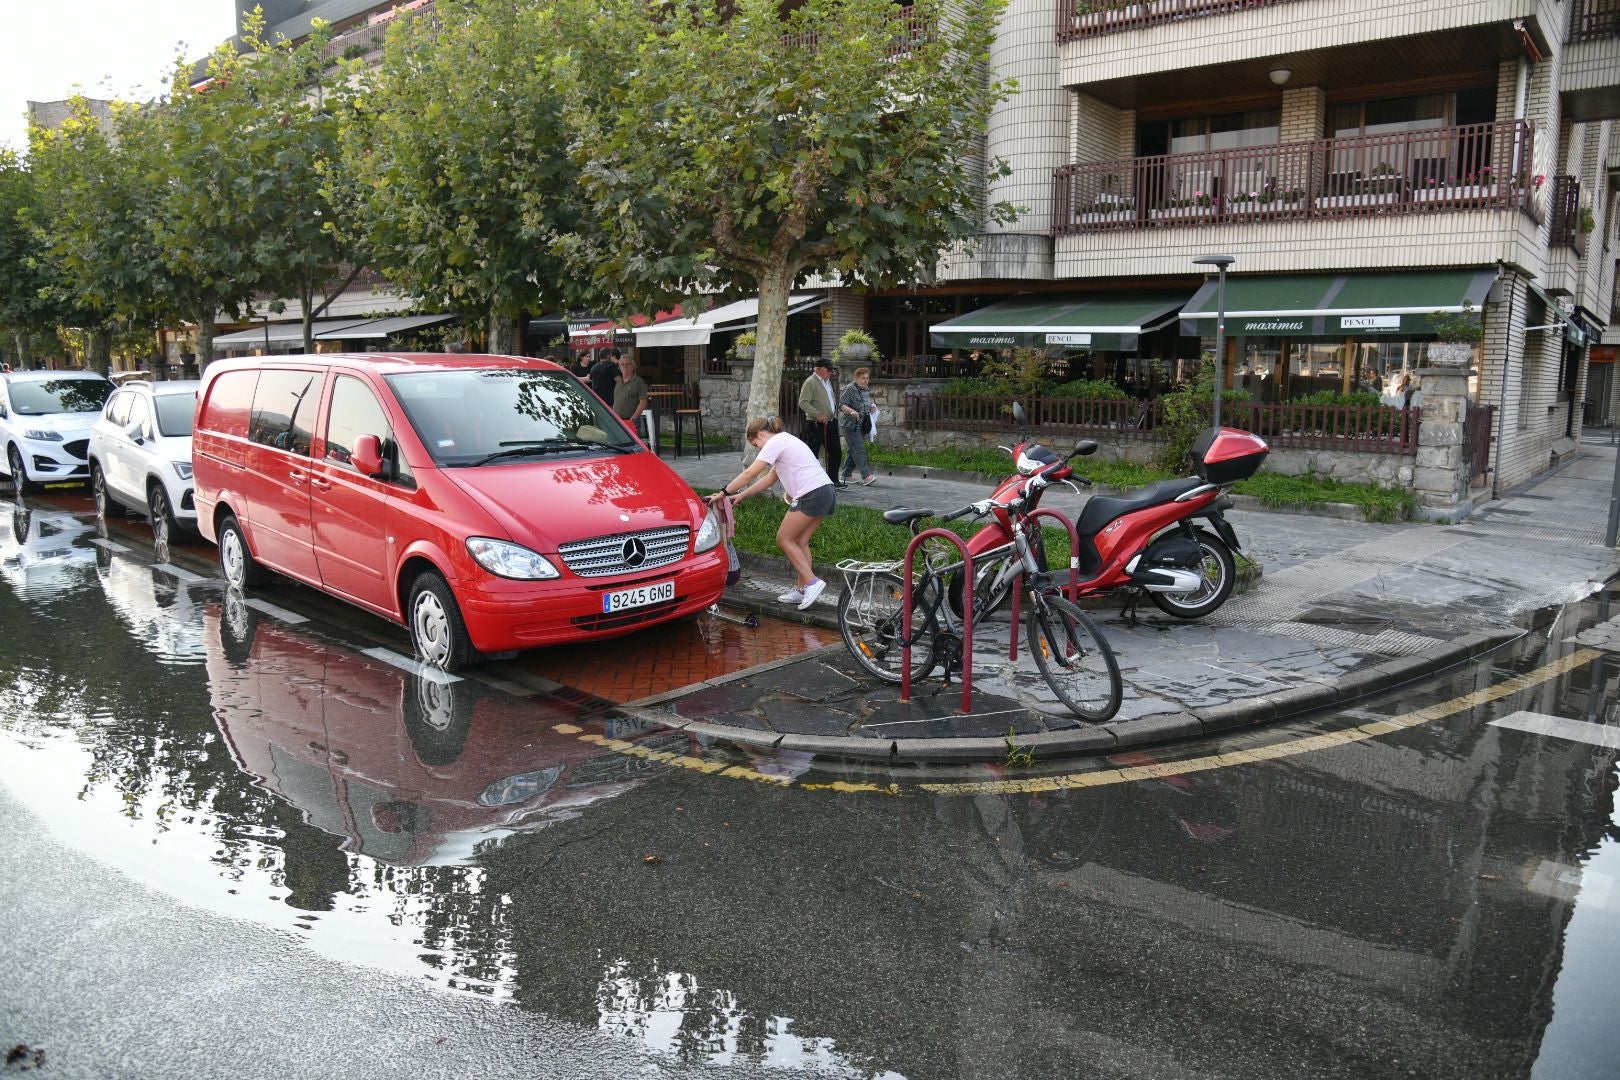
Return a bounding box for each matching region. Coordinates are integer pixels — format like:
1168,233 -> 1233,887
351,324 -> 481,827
1193,254 -> 1236,428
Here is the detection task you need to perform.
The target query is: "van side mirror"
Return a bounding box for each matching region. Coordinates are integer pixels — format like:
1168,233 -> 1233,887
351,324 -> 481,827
351,434 -> 386,479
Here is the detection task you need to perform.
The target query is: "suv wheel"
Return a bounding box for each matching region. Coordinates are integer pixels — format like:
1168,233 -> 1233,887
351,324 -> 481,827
149,482 -> 179,549
7,445 -> 39,495
91,463 -> 124,518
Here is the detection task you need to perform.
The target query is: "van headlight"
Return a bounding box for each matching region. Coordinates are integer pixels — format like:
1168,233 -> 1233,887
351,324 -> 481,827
693,507 -> 722,553
23,429 -> 63,442
466,537 -> 561,580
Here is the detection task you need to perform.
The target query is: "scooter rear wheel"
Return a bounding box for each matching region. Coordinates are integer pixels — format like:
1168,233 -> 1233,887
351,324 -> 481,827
1148,528 -> 1235,619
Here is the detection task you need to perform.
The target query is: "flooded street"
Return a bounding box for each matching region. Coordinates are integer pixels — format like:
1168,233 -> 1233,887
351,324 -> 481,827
2,490 -> 1617,1078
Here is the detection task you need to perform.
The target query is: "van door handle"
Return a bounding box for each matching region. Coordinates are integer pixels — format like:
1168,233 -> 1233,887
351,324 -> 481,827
310,476 -> 331,492
288,468 -> 306,483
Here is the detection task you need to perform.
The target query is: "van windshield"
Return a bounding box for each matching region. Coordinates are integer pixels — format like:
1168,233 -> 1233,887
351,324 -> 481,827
8,377 -> 113,415
386,368 -> 640,466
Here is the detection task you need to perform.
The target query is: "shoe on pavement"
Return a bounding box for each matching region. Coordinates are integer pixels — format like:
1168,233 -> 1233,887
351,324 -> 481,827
860,475 -> 877,486
777,586 -> 805,604
797,578 -> 827,610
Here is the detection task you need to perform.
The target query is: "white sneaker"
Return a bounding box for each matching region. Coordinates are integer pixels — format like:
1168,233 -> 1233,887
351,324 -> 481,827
776,587 -> 805,604
797,578 -> 827,610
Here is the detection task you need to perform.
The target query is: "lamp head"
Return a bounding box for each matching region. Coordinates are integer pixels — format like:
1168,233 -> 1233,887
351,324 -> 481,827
1269,68 -> 1292,86
1193,254 -> 1236,270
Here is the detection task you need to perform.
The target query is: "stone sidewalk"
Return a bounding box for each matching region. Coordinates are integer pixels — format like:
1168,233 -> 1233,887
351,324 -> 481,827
619,433 -> 1620,762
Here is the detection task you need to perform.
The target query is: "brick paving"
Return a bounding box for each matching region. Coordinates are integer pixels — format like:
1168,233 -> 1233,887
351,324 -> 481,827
512,609 -> 838,703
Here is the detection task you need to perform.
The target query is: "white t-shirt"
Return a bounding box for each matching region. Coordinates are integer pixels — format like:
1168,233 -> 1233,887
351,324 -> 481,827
757,431 -> 831,500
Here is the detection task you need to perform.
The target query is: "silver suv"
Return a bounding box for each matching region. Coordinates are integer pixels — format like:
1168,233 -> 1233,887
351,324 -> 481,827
0,370 -> 115,493
88,380 -> 201,546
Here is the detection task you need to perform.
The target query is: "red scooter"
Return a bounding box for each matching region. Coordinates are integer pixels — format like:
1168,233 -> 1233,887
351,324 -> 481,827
949,403 -> 1267,620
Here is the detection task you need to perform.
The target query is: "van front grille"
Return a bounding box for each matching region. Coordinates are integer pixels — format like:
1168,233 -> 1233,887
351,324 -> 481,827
558,526 -> 690,578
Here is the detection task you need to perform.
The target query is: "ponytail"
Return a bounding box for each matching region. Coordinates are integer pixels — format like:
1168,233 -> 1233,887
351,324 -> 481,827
745,415 -> 783,440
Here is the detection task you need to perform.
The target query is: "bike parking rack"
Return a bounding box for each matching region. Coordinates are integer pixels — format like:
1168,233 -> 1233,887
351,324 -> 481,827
1006,507 -> 1081,662
901,527 -> 975,712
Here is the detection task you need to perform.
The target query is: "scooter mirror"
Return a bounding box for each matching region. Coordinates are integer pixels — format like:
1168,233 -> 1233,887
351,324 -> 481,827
1070,439 -> 1098,458
1011,402 -> 1027,429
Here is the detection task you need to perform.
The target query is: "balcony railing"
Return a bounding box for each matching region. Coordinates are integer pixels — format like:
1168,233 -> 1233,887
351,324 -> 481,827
1570,0 -> 1620,43
1057,0 -> 1308,43
1053,121 -> 1536,235
782,6 -> 933,55
1548,175 -> 1587,258
905,393 -> 1420,453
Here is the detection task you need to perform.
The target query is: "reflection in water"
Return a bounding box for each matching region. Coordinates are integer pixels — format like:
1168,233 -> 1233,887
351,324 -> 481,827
2,524 -> 1618,1076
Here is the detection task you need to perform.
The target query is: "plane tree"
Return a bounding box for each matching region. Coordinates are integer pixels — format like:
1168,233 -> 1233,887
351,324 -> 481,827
346,0 -> 589,353
555,0 -> 1016,438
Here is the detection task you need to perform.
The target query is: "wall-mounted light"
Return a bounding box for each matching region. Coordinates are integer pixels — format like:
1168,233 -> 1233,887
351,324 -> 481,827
1269,68 -> 1292,86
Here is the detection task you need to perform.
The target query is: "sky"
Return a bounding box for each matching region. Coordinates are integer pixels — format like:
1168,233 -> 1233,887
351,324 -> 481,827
0,0 -> 238,156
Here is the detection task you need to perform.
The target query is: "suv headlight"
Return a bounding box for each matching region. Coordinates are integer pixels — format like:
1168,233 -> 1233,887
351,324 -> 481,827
172,462 -> 193,480
693,506 -> 722,553
23,429 -> 63,443
466,537 -> 560,580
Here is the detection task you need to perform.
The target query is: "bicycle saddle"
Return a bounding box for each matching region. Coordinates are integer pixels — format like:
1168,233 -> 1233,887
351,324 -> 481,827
883,508 -> 935,526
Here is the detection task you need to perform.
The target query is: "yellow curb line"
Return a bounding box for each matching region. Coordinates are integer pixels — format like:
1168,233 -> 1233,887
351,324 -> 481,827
552,647 -> 1601,798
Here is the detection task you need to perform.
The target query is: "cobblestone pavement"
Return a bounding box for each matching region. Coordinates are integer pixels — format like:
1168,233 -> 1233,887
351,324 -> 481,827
621,434 -> 1620,762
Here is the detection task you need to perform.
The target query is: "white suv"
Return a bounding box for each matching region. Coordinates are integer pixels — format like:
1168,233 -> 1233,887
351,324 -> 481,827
0,370 -> 115,493
88,379 -> 201,545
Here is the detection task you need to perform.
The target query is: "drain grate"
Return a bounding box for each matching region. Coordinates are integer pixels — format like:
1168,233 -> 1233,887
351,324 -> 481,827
1266,621 -> 1444,656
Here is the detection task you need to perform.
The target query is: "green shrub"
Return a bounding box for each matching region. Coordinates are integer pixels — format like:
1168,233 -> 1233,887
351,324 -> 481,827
941,376 -> 999,397
1295,390 -> 1381,408
1153,368 -> 1251,472
1045,378 -> 1129,400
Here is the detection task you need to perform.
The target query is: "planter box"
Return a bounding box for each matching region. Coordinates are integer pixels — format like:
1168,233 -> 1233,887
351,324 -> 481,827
839,343 -> 872,361
1078,209 -> 1136,225
1226,200 -> 1304,215
1149,206 -> 1215,222
733,345 -> 755,360
1315,191 -> 1402,209
1411,184 -> 1498,205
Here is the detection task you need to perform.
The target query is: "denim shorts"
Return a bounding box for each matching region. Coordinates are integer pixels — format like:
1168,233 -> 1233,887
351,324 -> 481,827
789,483 -> 837,518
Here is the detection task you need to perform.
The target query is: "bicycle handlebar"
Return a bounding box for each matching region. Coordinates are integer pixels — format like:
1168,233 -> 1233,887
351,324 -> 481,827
941,504 -> 979,522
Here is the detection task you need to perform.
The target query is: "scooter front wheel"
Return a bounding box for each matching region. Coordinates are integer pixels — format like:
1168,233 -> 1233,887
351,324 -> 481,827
1148,528 -> 1236,619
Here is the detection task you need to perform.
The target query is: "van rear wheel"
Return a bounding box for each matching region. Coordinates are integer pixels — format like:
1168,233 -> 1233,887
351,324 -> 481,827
218,513 -> 271,590
408,570 -> 476,673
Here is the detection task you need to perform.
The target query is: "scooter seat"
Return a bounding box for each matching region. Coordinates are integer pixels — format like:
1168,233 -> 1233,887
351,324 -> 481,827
1076,477 -> 1209,537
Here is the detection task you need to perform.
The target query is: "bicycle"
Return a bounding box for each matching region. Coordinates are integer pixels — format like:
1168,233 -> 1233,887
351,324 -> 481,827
836,470 -> 1123,722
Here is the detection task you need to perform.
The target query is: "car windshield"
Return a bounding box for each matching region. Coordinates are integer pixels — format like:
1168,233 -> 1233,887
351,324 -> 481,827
386,368 -> 639,466
153,393 -> 197,437
8,378 -> 112,415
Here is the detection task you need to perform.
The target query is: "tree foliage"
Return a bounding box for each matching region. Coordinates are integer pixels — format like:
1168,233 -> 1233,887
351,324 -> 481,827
347,0 -> 587,352
557,0 -> 1016,433
0,150 -> 60,367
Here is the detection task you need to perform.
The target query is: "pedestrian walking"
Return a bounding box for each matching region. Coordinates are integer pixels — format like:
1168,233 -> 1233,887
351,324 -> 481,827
613,353 -> 650,438
589,348 -> 620,403
797,359 -> 843,486
708,415 -> 836,610
837,366 -> 878,486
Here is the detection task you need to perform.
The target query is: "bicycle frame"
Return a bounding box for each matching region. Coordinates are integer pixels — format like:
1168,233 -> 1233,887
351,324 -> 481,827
901,527 -> 974,710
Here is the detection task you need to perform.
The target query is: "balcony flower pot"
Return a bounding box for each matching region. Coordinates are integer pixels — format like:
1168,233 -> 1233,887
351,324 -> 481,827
1079,208 -> 1135,225
1315,191 -> 1402,209
1149,205 -> 1214,221
1412,184 -> 1498,205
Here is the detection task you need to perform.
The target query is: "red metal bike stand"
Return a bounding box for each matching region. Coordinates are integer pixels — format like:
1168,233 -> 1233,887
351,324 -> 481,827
901,528 -> 975,713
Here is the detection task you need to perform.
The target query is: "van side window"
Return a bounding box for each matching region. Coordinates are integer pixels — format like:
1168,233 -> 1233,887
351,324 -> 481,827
248,370 -> 320,456
203,370 -> 259,440
324,376 -> 393,472
104,391 -> 130,427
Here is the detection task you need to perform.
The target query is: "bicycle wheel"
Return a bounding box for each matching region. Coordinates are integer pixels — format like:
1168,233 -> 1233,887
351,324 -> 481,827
1026,592 -> 1121,721
838,571 -> 940,683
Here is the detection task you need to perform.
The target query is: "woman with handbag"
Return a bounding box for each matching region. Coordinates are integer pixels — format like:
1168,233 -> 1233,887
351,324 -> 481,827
837,367 -> 878,486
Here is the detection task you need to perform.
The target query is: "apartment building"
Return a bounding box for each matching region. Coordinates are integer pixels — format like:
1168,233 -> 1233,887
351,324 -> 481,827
907,0 -> 1618,496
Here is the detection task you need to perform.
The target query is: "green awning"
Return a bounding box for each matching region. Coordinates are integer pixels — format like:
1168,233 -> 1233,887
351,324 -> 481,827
1524,280 -> 1587,348
1179,269 -> 1497,338
929,293 -> 1188,352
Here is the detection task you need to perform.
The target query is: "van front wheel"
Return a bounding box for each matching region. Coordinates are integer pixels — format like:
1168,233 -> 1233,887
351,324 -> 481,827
408,571 -> 476,673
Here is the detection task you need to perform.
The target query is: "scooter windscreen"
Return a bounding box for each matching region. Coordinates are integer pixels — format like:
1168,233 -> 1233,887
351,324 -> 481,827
1015,444 -> 1061,476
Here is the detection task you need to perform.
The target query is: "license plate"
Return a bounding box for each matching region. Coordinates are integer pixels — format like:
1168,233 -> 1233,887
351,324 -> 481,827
602,579 -> 675,614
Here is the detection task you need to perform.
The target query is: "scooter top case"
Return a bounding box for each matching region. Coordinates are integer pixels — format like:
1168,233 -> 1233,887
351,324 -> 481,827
1192,426 -> 1269,485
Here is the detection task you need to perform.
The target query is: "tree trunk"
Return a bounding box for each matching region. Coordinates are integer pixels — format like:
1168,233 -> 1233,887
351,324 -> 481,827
195,311 -> 216,373
12,331 -> 25,370
743,262 -> 795,463
85,328 -> 112,377
301,283 -> 316,354
489,308 -> 522,355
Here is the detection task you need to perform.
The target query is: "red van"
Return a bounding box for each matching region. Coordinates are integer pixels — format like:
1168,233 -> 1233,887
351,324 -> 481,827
191,353 -> 727,670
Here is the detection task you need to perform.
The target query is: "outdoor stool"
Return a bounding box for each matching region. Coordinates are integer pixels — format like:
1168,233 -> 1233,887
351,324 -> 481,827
674,408 -> 704,458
